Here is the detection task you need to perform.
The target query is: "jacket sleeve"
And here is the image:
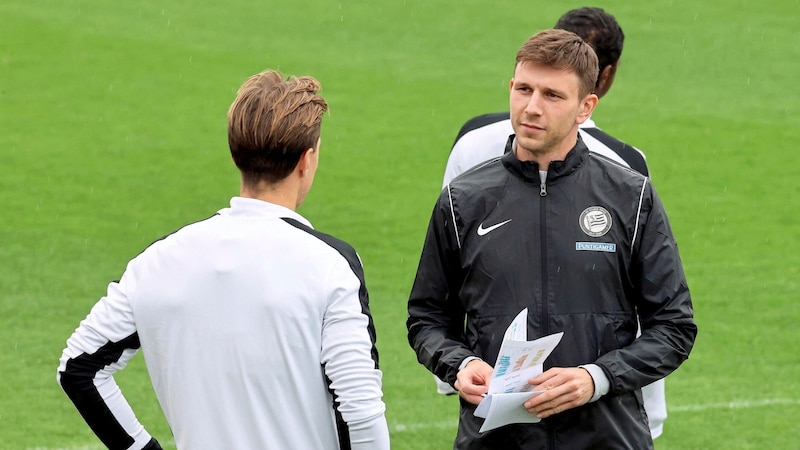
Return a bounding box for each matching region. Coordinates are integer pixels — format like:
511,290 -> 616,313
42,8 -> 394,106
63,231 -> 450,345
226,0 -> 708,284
596,182 -> 698,393
57,271 -> 156,450
407,188 -> 473,385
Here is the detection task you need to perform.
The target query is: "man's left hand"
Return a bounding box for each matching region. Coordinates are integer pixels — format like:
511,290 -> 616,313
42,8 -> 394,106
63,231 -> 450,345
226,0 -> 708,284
523,367 -> 595,418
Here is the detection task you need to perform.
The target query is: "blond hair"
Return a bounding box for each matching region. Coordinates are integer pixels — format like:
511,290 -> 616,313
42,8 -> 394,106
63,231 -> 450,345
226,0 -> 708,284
228,70 -> 329,184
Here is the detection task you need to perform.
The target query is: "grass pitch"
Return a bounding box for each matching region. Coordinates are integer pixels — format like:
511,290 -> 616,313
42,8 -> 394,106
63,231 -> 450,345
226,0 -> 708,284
1,1 -> 798,448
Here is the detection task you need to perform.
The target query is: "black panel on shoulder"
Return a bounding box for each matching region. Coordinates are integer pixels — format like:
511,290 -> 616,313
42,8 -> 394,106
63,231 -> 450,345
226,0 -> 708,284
581,127 -> 649,176
280,217 -> 379,367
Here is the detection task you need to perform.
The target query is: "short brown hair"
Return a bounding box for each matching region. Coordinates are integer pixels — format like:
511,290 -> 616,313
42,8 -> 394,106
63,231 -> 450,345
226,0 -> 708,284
515,29 -> 599,97
227,70 -> 329,184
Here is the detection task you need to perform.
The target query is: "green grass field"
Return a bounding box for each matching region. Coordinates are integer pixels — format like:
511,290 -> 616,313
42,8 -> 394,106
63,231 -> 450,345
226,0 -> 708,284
2,0 -> 798,448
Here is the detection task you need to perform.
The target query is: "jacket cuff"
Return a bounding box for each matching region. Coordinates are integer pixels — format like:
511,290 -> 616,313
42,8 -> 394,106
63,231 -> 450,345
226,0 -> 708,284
458,356 -> 482,372
579,364 -> 610,402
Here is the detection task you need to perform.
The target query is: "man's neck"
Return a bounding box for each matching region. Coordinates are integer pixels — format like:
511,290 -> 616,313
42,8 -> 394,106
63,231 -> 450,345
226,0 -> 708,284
515,133 -> 578,171
240,179 -> 299,211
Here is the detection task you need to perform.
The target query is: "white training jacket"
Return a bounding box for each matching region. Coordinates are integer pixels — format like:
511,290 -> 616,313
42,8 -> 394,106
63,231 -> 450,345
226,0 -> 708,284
58,197 -> 389,450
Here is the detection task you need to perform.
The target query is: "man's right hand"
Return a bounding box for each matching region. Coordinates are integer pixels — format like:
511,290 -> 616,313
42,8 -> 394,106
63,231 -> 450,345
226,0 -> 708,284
454,359 -> 493,405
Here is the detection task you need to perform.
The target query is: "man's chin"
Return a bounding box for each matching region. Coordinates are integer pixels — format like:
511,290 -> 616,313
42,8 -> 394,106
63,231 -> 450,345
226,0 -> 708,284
514,145 -> 547,161
515,138 -> 545,154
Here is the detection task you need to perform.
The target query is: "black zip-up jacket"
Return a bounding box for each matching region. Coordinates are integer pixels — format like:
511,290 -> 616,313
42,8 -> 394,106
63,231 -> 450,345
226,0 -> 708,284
407,135 -> 697,449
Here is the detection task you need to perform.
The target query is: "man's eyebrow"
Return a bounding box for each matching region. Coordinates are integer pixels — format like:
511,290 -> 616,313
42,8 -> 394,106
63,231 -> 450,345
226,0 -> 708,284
543,86 -> 569,96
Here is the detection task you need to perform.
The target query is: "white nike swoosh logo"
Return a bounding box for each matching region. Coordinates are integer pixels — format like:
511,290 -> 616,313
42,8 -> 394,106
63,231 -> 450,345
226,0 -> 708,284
477,219 -> 512,236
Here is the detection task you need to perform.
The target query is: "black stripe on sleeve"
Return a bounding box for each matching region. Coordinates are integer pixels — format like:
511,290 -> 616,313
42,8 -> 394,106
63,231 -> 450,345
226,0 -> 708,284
280,217 -> 379,367
281,217 -> 378,450
581,127 -> 650,177
325,373 -> 352,450
59,333 -> 141,450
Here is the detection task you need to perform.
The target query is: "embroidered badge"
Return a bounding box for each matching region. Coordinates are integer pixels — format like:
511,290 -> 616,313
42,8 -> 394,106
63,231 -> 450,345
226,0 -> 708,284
579,206 -> 612,237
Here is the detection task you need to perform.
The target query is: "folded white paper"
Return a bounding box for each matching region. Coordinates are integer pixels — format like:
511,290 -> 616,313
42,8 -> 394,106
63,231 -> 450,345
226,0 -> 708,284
473,309 -> 564,432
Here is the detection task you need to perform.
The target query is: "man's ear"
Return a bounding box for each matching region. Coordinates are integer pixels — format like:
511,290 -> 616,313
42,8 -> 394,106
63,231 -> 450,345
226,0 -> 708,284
297,147 -> 315,176
577,93 -> 599,123
595,64 -> 618,99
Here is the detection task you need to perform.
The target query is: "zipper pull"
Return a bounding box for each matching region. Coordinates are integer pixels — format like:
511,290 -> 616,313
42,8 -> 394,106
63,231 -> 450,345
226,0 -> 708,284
540,183 -> 547,197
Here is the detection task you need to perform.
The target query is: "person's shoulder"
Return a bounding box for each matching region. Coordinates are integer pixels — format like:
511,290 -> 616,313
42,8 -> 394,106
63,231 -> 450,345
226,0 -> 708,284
451,155 -> 507,185
579,126 -> 649,177
440,159 -> 511,225
444,114 -> 513,186
135,213 -> 221,257
280,218 -> 362,268
445,157 -> 509,209
585,150 -> 649,193
453,112 -> 511,146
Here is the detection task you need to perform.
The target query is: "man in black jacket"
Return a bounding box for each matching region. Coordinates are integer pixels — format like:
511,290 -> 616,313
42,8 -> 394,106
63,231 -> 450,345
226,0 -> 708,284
407,29 -> 696,449
437,7 -> 670,442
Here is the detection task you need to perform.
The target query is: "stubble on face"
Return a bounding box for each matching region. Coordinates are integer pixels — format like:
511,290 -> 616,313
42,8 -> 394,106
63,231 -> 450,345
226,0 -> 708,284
509,62 -> 590,165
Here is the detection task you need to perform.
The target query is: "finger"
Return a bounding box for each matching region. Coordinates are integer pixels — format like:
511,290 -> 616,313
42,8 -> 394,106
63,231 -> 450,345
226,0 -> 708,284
528,385 -> 572,413
526,398 -> 560,417
536,389 -> 586,417
459,390 -> 485,406
528,367 -> 562,386
456,375 -> 485,395
530,400 -> 561,418
524,381 -> 567,409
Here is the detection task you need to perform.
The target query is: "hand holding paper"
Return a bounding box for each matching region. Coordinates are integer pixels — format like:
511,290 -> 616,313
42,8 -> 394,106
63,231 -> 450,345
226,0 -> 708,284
455,359 -> 494,405
472,309 -> 563,432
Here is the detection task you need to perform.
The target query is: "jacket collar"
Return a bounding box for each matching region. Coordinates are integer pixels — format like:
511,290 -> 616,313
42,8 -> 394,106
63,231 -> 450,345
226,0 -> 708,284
218,197 -> 314,228
501,133 -> 588,182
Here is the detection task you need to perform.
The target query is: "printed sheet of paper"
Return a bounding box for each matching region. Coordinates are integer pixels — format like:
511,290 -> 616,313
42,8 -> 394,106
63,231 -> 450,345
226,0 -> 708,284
473,309 -> 564,432
473,391 -> 545,432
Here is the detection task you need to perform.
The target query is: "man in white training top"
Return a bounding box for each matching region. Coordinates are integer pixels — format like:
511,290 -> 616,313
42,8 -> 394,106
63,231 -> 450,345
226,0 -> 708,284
57,69 -> 390,450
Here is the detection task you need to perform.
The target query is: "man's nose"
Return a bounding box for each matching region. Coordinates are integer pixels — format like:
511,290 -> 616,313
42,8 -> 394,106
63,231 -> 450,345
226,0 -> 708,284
524,92 -> 543,115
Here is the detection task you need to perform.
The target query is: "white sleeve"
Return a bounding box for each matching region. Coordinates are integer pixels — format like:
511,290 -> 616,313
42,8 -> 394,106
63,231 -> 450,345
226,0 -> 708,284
57,268 -> 154,450
349,414 -> 391,450
443,120 -> 513,188
321,258 -> 389,450
442,142 -> 467,188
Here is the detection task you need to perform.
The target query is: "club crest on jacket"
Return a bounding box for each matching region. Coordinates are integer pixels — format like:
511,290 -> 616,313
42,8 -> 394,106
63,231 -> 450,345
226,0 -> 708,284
579,206 -> 612,237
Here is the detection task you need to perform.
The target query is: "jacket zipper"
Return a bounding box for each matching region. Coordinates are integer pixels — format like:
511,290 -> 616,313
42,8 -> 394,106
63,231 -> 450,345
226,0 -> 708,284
539,179 -> 548,335
540,179 -> 555,450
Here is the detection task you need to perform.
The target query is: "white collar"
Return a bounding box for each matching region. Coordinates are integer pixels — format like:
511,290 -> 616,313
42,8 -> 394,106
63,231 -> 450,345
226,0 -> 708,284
219,197 -> 313,228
